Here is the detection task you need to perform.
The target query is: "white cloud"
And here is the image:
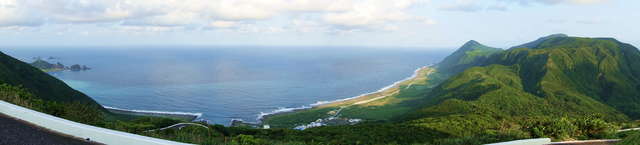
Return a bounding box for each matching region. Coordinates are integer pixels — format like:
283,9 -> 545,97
323,0 -> 417,27
442,0 -> 610,13
209,21 -> 237,28
568,0 -> 608,4
116,25 -> 183,33
423,19 -> 437,25
0,0 -> 428,32
31,0 -> 166,23
0,0 -> 43,27
441,0 -> 484,12
123,11 -> 202,27
507,0 -> 610,5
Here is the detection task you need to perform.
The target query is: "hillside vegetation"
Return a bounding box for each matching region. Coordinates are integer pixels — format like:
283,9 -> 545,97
405,35 -> 640,141
259,34 -> 640,144
2,34 -> 640,145
0,52 -> 183,136
0,52 -> 101,105
264,40 -> 502,128
436,40 -> 503,74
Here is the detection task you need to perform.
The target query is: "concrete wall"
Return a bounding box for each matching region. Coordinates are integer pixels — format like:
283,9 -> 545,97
547,140 -> 619,145
0,101 -> 192,145
485,138 -> 552,145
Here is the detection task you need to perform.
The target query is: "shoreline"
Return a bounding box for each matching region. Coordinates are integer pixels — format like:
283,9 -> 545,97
256,65 -> 435,125
104,106 -> 203,122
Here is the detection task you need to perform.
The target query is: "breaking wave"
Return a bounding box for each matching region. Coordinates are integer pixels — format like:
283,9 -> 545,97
256,66 -> 430,122
104,106 -> 203,120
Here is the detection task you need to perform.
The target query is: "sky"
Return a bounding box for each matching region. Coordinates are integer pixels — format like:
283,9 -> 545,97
0,0 -> 638,49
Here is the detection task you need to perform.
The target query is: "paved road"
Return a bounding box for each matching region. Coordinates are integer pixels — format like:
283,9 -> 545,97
0,113 -> 102,145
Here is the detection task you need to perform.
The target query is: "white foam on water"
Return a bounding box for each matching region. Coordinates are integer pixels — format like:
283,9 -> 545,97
257,66 -> 430,122
104,106 -> 203,120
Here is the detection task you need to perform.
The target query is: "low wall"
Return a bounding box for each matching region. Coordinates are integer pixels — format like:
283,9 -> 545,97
0,101 -> 192,145
485,138 -> 552,145
547,140 -> 619,145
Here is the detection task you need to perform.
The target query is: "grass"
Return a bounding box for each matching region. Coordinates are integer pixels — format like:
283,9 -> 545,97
401,36 -> 639,141
437,40 -> 503,74
3,35 -> 640,144
263,67 -> 440,128
617,131 -> 640,145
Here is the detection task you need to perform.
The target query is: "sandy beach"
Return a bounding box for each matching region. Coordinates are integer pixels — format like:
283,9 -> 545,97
258,66 -> 436,125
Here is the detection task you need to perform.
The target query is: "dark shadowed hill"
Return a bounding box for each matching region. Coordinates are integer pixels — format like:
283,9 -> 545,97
0,51 -> 103,108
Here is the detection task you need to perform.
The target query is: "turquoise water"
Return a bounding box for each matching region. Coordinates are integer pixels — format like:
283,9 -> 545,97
3,46 -> 449,125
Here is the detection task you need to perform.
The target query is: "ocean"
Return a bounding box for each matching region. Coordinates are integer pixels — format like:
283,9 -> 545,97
2,46 -> 449,125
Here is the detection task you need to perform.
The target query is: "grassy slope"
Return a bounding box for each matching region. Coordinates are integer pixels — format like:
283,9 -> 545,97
3,36 -> 640,145
0,51 -> 185,134
263,67 -> 440,128
264,40 -> 504,129
0,52 -> 101,106
436,40 -> 503,74
404,36 -> 640,140
617,131 -> 640,145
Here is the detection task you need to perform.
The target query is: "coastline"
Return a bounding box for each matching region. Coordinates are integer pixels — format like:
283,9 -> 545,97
104,106 -> 203,122
257,65 -> 436,125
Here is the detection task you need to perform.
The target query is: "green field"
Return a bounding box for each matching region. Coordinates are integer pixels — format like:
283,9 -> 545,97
262,67 -> 442,128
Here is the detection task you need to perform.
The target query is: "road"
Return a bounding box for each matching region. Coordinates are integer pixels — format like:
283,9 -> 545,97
0,113 -> 102,145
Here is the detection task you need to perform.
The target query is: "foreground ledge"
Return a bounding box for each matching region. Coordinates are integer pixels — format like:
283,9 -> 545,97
486,138 -> 620,145
486,138 -> 552,145
0,101 -> 191,145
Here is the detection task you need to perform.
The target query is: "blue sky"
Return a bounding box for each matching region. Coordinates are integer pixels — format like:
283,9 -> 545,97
0,0 -> 637,49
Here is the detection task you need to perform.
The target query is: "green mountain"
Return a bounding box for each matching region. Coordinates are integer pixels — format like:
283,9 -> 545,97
29,59 -> 90,72
509,33 -> 569,49
0,52 -> 102,105
2,35 -> 639,145
1,51 -> 184,131
403,35 -> 640,140
436,40 -> 503,74
0,51 -> 111,125
30,59 -> 57,70
255,35 -> 640,144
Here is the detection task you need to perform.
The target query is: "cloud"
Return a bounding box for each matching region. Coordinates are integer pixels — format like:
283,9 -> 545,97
576,19 -> 604,24
290,19 -> 327,33
32,0 -> 166,23
546,19 -> 568,24
486,5 -> 508,11
323,0 -> 417,27
441,0 -> 512,12
423,19 -> 438,25
0,0 -> 427,32
122,11 -> 203,27
0,0 -> 43,27
506,0 -> 610,5
442,0 -> 609,13
441,0 -> 484,12
208,20 -> 237,28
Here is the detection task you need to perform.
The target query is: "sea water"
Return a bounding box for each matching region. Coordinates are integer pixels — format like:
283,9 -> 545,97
2,46 -> 449,125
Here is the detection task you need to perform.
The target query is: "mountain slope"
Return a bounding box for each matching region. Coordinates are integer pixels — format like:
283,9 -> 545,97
0,51 -> 111,125
404,35 -> 640,139
509,33 -> 569,49
0,52 -> 102,106
436,40 -> 503,74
